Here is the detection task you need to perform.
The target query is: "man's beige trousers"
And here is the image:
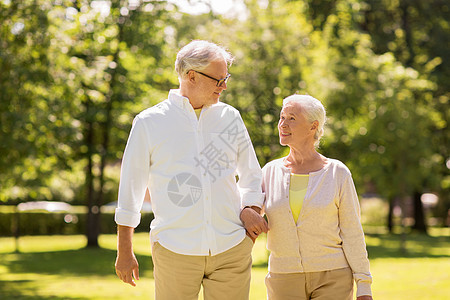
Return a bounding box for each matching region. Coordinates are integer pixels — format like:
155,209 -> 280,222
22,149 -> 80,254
152,236 -> 253,300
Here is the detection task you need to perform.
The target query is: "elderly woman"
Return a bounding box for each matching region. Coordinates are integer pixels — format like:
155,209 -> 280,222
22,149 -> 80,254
262,94 -> 373,300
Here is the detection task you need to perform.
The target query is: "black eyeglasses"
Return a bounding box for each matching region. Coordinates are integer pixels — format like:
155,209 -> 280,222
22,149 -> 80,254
189,70 -> 231,87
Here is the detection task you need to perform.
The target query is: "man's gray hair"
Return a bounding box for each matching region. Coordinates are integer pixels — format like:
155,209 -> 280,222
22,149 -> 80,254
283,94 -> 327,148
175,40 -> 234,80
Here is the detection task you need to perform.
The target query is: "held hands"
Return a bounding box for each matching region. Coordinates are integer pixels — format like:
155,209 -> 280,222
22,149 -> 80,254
115,252 -> 140,287
240,206 -> 269,241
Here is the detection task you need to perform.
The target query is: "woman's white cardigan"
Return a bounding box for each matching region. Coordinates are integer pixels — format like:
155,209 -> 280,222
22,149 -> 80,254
262,158 -> 372,297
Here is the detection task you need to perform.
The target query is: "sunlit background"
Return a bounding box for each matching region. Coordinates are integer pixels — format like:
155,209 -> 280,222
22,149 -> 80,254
0,0 -> 449,299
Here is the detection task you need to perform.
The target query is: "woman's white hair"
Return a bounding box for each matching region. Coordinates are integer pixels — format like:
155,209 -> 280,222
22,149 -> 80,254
175,40 -> 234,80
283,94 -> 327,148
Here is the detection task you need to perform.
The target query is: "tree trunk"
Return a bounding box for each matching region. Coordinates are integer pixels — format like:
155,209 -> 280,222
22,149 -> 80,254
387,197 -> 394,233
86,202 -> 101,247
400,0 -> 415,68
85,4 -> 131,247
412,191 -> 428,234
84,97 -> 100,247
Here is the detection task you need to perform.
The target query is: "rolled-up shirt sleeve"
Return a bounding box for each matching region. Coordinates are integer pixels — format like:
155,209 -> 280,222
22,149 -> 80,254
115,116 -> 151,228
235,114 -> 264,209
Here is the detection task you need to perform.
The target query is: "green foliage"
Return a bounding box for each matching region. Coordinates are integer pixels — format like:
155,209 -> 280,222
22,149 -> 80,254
357,0 -> 449,219
313,0 -> 448,224
0,1 -> 64,202
361,198 -> 389,226
1,0 -> 448,232
0,1 -> 178,205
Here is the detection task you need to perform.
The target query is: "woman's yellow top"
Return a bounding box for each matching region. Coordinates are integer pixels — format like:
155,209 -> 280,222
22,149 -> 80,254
289,173 -> 309,223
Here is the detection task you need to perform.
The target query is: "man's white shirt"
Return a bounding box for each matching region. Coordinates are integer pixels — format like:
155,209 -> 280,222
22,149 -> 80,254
115,89 -> 264,256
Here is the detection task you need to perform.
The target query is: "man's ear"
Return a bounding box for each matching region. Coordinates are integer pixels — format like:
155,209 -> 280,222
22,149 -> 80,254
311,120 -> 319,130
187,70 -> 196,83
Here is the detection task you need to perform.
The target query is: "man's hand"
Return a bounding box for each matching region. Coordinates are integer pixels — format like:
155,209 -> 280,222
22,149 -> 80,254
116,225 -> 139,286
240,206 -> 269,241
357,296 -> 373,300
115,252 -> 140,286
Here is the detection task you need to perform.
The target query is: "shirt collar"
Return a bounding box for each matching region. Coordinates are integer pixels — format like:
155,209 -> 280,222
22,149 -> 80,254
168,89 -> 215,112
168,89 -> 192,111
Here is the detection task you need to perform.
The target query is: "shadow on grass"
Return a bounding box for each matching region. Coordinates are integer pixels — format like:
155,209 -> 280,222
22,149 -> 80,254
1,247 -> 153,276
0,279 -> 87,300
366,232 -> 450,259
0,247 -> 153,299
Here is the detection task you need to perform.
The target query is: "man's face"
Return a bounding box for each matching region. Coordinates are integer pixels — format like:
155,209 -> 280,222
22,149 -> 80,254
194,59 -> 228,107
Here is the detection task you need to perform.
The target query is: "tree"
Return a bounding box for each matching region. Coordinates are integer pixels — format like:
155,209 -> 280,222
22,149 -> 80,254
309,0 -> 440,233
1,0 -> 178,247
52,0 -> 177,246
0,0 -> 78,203
362,0 -> 449,230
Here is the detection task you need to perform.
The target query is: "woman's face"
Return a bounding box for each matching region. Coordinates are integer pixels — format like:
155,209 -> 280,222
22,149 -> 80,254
278,101 -> 317,146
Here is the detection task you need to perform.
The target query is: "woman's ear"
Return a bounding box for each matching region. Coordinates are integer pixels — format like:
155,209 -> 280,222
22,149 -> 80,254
311,120 -> 319,131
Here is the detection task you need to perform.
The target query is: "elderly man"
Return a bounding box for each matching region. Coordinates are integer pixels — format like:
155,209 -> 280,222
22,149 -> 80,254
114,40 -> 268,300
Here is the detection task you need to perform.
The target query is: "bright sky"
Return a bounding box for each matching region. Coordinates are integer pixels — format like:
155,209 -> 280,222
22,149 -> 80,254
168,0 -> 247,18
86,0 -> 248,20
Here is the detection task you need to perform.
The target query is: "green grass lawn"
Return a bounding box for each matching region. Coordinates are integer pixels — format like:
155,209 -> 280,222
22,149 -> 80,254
0,228 -> 449,299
